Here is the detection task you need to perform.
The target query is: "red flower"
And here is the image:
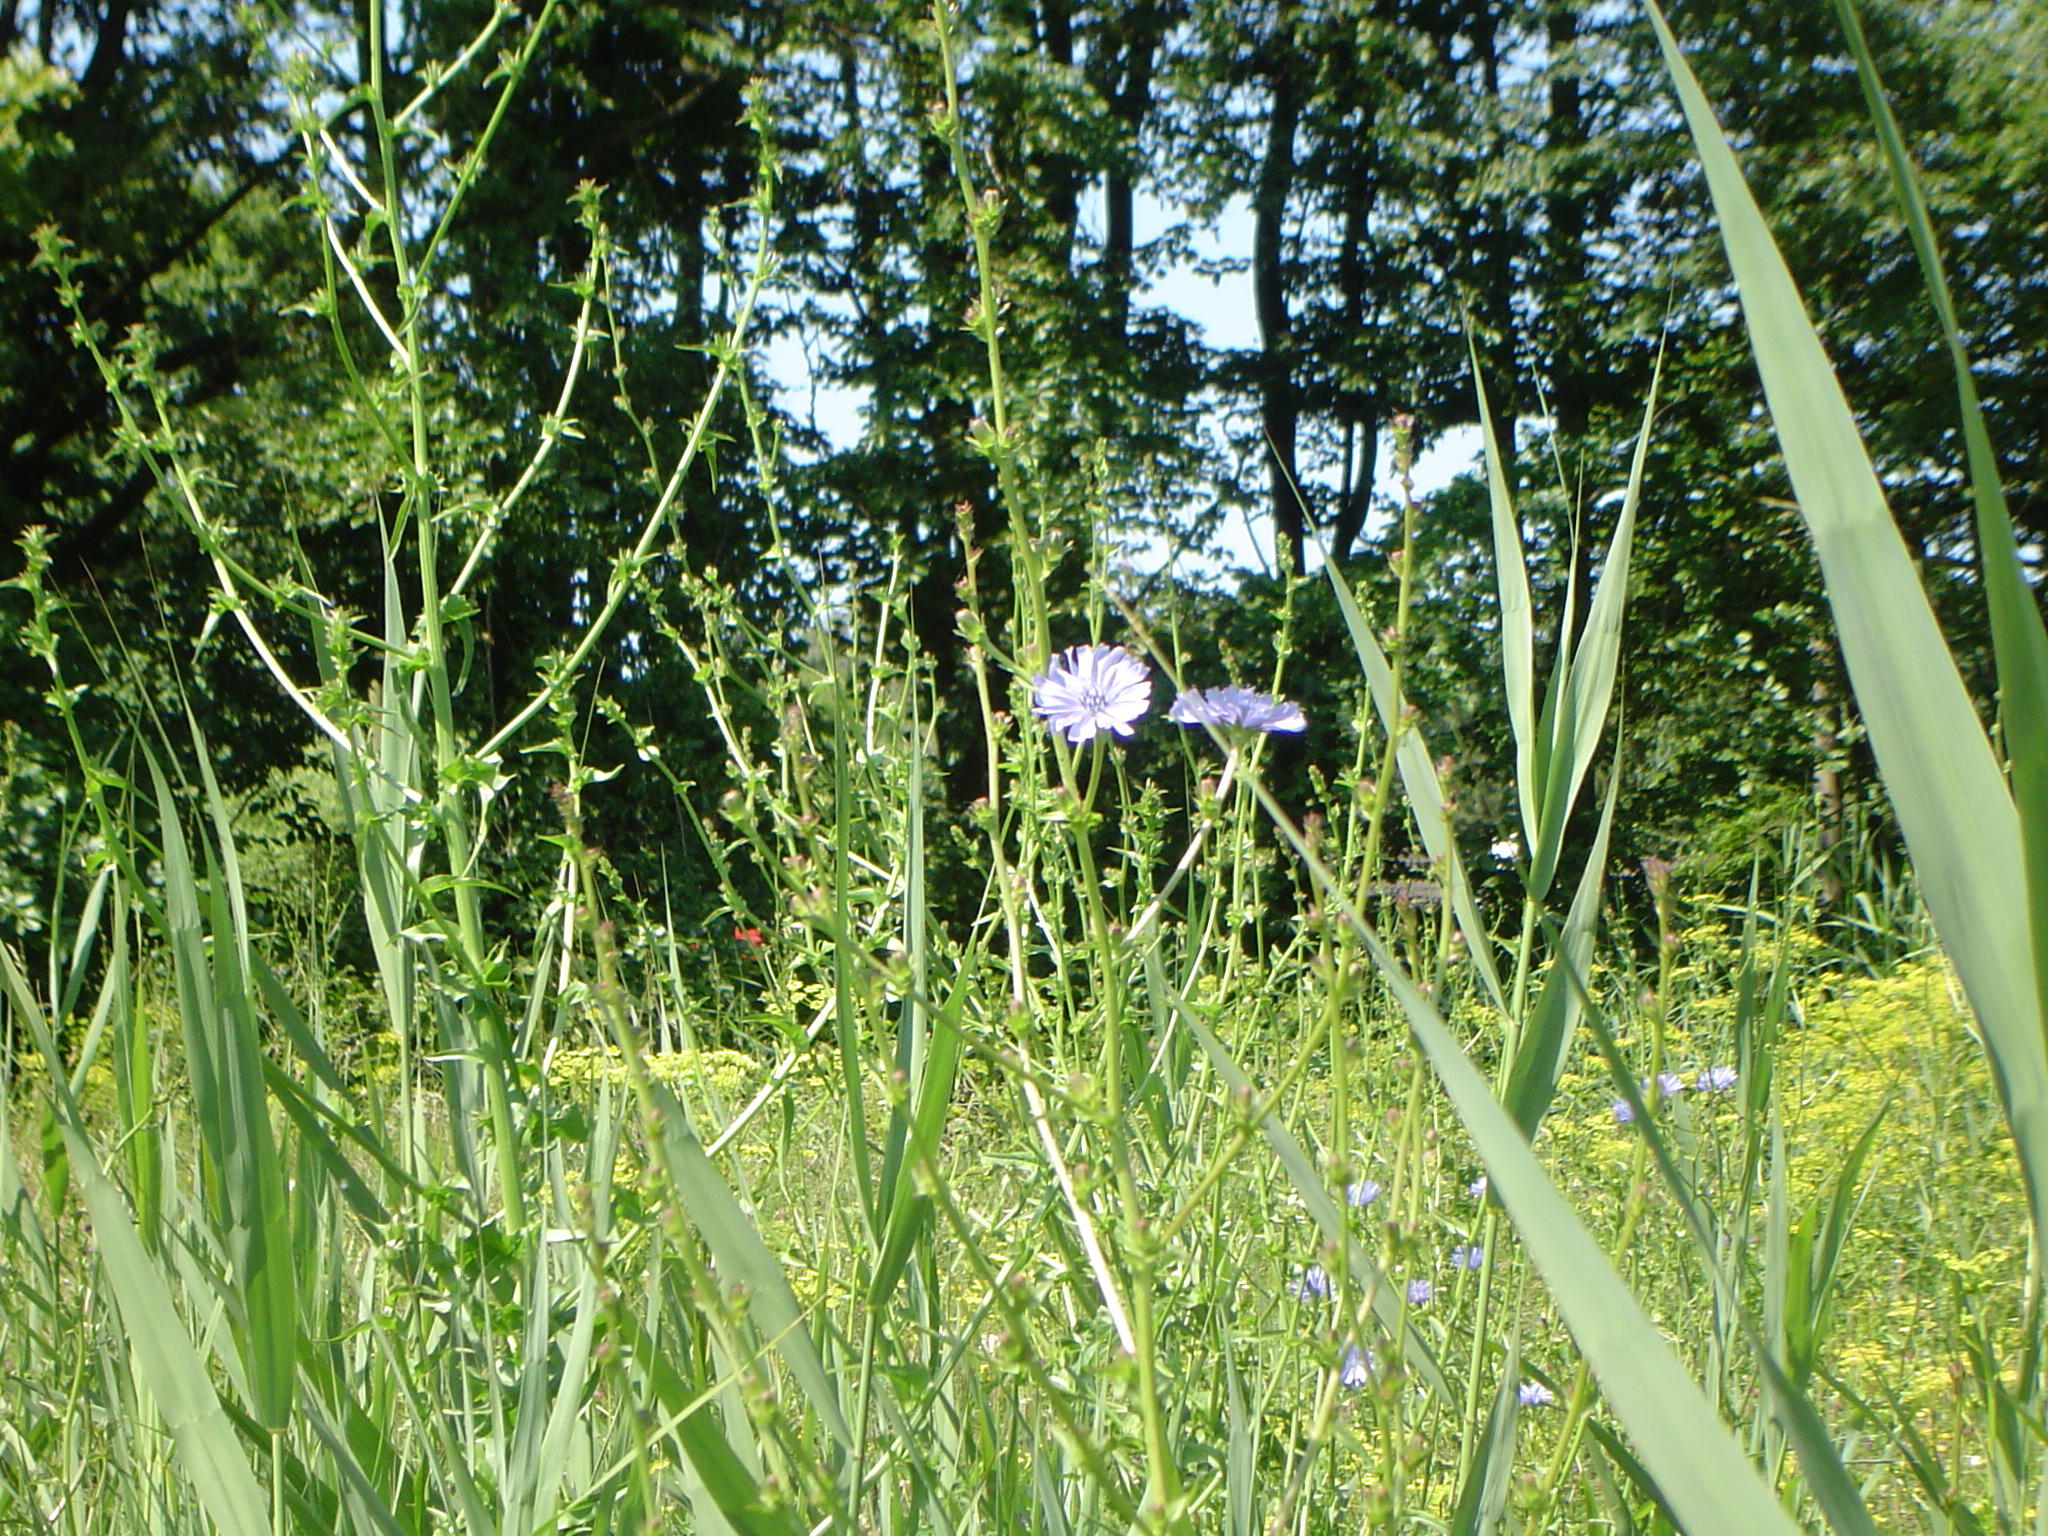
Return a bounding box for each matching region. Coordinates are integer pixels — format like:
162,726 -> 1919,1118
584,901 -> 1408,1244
733,926 -> 764,947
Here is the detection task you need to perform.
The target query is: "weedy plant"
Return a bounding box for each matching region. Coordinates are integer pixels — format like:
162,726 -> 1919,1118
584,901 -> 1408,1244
0,2 -> 2041,1534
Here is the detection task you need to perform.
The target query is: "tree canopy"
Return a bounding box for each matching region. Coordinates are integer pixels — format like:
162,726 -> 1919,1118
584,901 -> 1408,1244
4,0 -> 2043,943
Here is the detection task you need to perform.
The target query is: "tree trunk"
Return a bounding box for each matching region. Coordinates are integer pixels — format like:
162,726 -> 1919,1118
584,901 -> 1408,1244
1544,1 -> 1589,444
1100,3 -> 1164,337
1254,4 -> 1304,574
1331,88 -> 1381,562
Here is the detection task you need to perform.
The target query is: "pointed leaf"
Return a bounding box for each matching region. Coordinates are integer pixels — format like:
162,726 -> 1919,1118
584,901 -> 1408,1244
1471,349 -> 1538,854
1646,0 -> 2048,1246
1503,761 -> 1619,1136
1319,541 -> 1508,1012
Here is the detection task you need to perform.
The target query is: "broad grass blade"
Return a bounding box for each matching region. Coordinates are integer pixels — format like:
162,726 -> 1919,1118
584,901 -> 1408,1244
1527,370 -> 1655,903
1243,784 -> 1809,1536
149,750 -> 298,1430
6,946 -> 272,1536
643,1082 -> 856,1453
1472,349 -> 1537,856
1449,1337 -> 1519,1536
1831,0 -> 2048,1144
1319,543 -> 1508,1011
1502,762 -> 1619,1135
1645,0 -> 2048,1247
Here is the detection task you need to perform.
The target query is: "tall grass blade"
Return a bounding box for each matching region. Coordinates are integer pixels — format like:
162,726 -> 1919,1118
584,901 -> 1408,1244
5,945 -> 273,1536
1644,0 -> 2048,1248
148,749 -> 298,1431
1831,0 -> 2048,1139
191,732 -> 300,1431
612,1304 -> 804,1536
1472,350 -> 1537,859
1319,544 -> 1508,1011
1224,1341 -> 1253,1536
1244,784 -> 1808,1536
873,686 -> 951,1311
1449,1337 -> 1520,1536
1529,369 -> 1655,902
299,1394 -> 413,1536
1785,1100 -> 1886,1387
1502,761 -> 1619,1135
643,1083 -> 856,1453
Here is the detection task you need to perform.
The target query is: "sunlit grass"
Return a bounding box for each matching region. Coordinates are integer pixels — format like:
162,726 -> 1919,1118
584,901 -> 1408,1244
1,3 -> 2043,1534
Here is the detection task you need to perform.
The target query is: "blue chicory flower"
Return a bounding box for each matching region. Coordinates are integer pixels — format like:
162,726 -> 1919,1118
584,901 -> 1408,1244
1450,1244 -> 1484,1271
1518,1381 -> 1555,1407
1407,1279 -> 1434,1305
1611,1098 -> 1635,1125
1169,684 -> 1307,735
1296,1263 -> 1332,1301
1347,1179 -> 1381,1207
1030,645 -> 1153,744
1697,1065 -> 1738,1093
1340,1345 -> 1373,1389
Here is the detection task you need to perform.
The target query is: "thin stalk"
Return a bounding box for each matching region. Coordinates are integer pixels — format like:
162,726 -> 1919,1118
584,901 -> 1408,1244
930,1 -> 1051,667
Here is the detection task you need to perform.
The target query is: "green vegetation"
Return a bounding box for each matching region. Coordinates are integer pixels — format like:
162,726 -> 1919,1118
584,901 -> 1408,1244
2,2 -> 2044,1533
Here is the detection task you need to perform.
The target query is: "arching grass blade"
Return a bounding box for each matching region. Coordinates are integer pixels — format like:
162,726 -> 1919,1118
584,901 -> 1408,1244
1645,0 -> 2048,1250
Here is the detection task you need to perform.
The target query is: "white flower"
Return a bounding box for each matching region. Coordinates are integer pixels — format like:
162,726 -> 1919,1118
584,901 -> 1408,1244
1489,836 -> 1521,862
1169,684 -> 1307,735
1030,645 -> 1153,744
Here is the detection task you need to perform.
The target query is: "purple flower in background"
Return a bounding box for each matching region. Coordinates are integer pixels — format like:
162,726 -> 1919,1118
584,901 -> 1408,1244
1656,1072 -> 1686,1099
1347,1179 -> 1381,1207
1296,1264 -> 1332,1301
1340,1345 -> 1373,1389
1450,1244 -> 1484,1271
1169,685 -> 1307,735
1518,1381 -> 1555,1407
1611,1098 -> 1635,1125
1030,645 -> 1152,744
1697,1065 -> 1738,1093
1407,1279 -> 1434,1306
1468,1176 -> 1489,1199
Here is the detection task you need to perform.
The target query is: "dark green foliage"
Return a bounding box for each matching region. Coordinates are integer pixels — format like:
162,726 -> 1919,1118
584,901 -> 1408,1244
4,0 -> 2045,974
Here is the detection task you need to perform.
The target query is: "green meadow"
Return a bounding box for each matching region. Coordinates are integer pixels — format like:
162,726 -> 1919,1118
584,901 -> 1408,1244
2,3 -> 2044,1534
